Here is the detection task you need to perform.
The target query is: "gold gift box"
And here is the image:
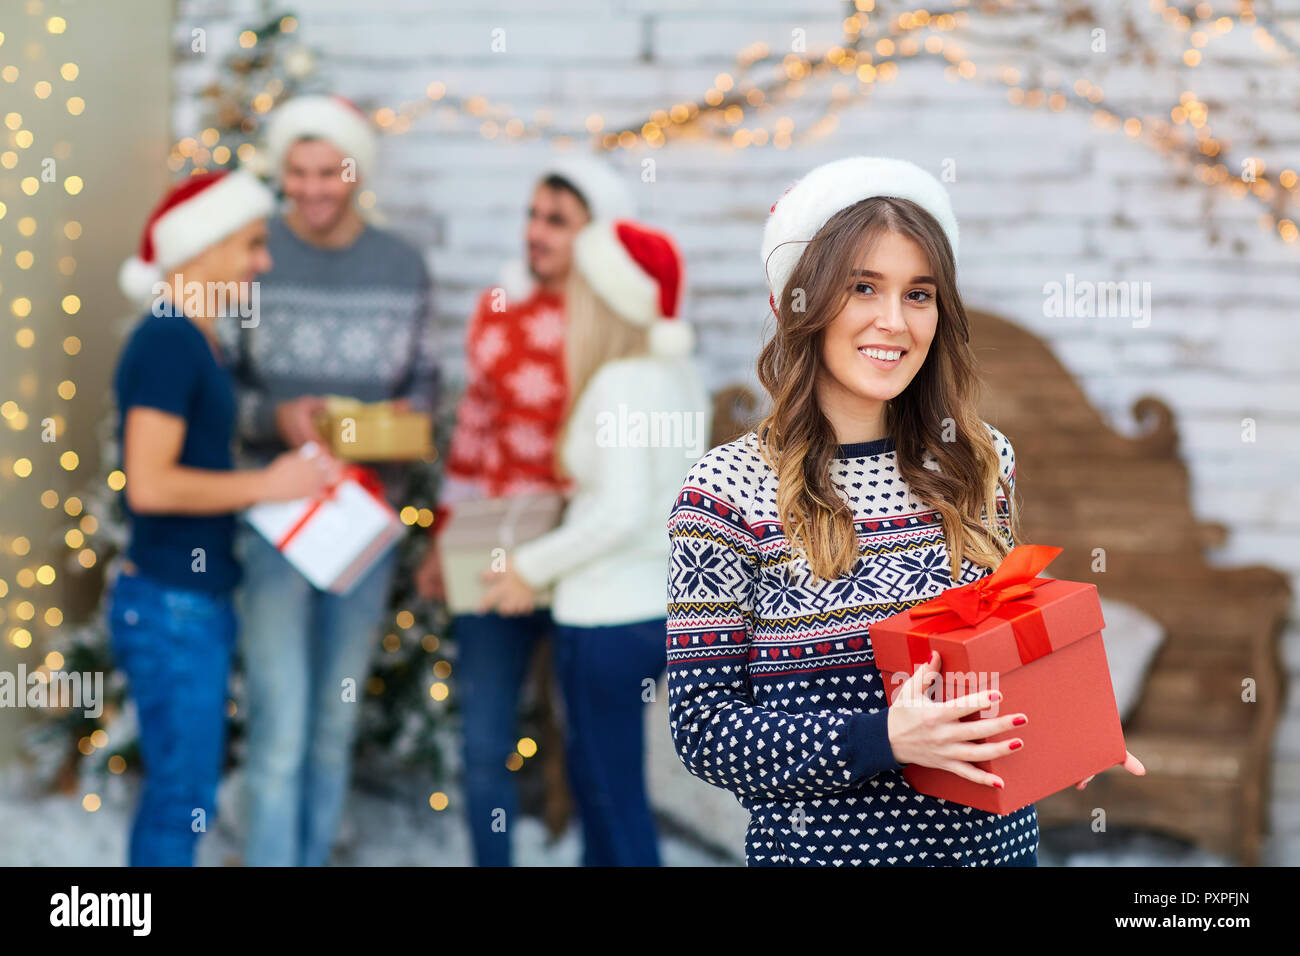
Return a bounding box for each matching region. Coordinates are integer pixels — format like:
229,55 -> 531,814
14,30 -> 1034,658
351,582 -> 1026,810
314,396 -> 434,462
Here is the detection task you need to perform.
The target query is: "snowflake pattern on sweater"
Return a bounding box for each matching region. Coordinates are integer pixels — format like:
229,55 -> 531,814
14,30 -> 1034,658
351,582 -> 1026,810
445,287 -> 573,497
666,423 -> 1038,866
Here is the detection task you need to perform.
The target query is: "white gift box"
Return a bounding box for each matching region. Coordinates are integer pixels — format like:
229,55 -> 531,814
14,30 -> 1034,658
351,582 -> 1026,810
246,466 -> 404,595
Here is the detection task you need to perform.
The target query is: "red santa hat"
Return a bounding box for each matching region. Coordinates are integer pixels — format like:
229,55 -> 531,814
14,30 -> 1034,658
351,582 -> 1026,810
258,93 -> 377,181
762,156 -> 960,315
118,169 -> 275,303
572,219 -> 694,358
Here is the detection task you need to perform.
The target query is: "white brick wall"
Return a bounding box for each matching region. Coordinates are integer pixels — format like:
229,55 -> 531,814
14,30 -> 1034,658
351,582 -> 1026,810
174,0 -> 1300,863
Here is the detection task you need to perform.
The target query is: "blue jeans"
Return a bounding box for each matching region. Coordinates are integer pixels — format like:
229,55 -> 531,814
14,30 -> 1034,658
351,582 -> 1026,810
235,526 -> 398,867
108,568 -> 237,867
553,617 -> 668,866
454,609 -> 551,866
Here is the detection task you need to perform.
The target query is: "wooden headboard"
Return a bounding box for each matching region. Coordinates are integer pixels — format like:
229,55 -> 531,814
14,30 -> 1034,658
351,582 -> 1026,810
969,307 -> 1292,864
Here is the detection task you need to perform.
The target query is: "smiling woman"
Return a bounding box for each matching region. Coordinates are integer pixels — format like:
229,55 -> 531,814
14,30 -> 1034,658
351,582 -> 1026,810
666,156 -> 1042,868
820,239 -> 938,427
756,164 -> 1005,587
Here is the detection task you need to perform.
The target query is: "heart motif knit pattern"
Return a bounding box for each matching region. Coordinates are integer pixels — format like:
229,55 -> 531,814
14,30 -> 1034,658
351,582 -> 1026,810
666,422 -> 1039,866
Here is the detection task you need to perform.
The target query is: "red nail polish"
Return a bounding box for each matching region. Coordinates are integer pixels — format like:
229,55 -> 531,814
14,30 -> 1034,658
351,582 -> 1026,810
989,691 -> 1002,702
1009,740 -> 1023,750
1012,716 -> 1027,726
993,780 -> 1004,789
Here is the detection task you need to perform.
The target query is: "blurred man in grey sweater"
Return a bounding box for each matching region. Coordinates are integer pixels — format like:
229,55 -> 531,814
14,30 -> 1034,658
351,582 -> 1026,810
219,94 -> 438,866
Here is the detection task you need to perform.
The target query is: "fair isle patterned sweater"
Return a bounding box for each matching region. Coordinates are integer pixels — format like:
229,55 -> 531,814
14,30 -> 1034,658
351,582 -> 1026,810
665,423 -> 1039,867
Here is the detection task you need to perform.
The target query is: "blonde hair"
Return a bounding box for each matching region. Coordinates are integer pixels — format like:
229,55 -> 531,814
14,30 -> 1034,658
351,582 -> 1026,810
552,269 -> 651,479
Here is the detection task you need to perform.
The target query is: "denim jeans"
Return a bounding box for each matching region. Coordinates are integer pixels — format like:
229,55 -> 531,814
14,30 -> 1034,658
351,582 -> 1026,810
108,567 -> 237,867
553,616 -> 668,867
235,526 -> 398,867
454,608 -> 551,866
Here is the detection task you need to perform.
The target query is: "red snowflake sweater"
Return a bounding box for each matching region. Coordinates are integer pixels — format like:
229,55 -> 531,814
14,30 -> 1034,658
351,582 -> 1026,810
438,285 -> 574,524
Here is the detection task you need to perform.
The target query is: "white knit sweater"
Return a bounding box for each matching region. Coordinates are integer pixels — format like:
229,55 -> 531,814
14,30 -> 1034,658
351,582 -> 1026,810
512,355 -> 713,627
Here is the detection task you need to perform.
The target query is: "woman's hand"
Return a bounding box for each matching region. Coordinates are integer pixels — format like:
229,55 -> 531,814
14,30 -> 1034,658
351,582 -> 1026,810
886,650 -> 1028,790
1075,750 -> 1146,789
478,558 -> 537,616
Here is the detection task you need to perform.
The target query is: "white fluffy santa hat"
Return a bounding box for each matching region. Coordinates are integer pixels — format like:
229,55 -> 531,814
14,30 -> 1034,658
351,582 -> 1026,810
572,219 -> 694,358
257,93 -> 377,182
498,153 -> 636,302
118,169 -> 275,304
762,156 -> 959,314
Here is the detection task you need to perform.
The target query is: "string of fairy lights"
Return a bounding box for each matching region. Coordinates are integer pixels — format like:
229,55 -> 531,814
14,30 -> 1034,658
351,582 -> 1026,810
0,9 -> 94,643
363,0 -> 1300,241
0,4 -> 123,809
170,2 -> 1300,244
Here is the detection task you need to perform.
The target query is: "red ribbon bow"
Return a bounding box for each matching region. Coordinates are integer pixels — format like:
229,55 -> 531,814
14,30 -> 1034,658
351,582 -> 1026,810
275,465 -> 386,551
910,544 -> 1062,627
903,544 -> 1064,669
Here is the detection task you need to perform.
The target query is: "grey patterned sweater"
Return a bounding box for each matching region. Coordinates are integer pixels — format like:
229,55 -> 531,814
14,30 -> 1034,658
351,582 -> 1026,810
218,216 -> 439,504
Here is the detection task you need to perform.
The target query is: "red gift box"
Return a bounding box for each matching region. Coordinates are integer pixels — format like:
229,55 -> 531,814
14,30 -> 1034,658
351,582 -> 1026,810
870,544 -> 1127,815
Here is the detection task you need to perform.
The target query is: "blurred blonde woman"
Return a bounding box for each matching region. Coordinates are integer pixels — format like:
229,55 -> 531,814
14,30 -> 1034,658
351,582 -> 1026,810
481,219 -> 711,866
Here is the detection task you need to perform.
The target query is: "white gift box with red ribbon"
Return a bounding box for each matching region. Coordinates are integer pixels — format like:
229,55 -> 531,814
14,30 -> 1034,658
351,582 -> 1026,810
245,456 -> 404,595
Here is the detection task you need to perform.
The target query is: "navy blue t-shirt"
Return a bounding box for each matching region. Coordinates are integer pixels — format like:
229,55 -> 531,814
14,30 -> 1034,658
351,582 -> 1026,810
113,309 -> 240,593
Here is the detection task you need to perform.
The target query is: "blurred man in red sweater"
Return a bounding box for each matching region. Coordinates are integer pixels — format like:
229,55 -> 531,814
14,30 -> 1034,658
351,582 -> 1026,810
417,156 -> 632,865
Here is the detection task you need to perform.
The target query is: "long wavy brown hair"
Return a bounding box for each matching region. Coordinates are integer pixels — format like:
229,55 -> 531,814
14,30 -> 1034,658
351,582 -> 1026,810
756,196 -> 1020,584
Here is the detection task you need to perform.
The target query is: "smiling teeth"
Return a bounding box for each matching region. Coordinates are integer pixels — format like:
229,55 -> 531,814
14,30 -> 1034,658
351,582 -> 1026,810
860,348 -> 903,360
